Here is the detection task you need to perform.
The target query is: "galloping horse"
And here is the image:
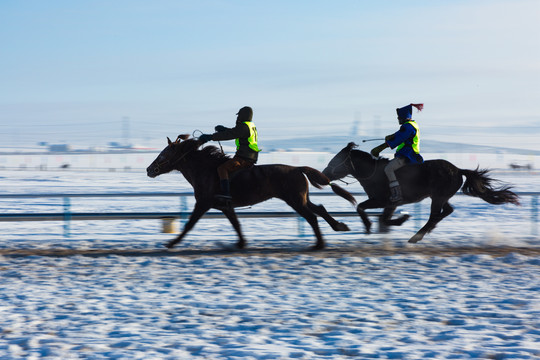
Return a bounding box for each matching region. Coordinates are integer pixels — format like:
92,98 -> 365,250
147,135 -> 356,250
322,142 -> 520,243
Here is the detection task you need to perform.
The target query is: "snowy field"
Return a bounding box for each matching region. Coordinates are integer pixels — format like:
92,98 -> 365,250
0,158 -> 539,359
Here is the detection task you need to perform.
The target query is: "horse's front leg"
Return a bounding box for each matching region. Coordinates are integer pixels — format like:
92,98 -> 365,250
380,206 -> 410,226
356,198 -> 385,234
166,201 -> 210,249
221,207 -> 247,249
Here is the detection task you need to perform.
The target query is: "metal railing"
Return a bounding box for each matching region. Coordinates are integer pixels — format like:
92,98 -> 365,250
0,192 -> 538,237
0,192 -> 391,237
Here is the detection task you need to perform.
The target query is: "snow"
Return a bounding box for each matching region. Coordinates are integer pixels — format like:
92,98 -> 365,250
2,253 -> 539,359
0,155 -> 539,359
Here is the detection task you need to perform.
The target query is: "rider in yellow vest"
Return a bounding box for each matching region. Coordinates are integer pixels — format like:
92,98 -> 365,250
370,103 -> 424,203
199,106 -> 261,208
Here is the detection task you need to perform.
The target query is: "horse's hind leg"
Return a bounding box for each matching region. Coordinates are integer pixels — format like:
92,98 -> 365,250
307,201 -> 350,231
289,202 -> 326,250
221,207 -> 247,249
408,200 -> 452,243
441,202 -> 454,218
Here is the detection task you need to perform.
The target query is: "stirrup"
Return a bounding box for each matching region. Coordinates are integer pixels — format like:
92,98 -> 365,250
215,194 -> 232,201
214,194 -> 232,210
389,184 -> 402,203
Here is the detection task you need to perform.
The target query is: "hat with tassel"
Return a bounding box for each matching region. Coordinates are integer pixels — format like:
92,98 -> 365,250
396,103 -> 423,120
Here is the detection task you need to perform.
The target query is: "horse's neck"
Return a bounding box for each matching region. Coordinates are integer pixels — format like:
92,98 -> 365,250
174,163 -> 195,187
177,153 -> 220,188
352,155 -> 384,183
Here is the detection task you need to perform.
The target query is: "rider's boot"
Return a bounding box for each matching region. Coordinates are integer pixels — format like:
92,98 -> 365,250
215,179 -> 232,210
389,181 -> 402,203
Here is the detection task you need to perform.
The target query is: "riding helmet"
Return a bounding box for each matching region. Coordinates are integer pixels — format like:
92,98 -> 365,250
236,106 -> 253,122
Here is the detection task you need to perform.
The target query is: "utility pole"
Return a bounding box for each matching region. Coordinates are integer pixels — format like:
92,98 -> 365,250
352,112 -> 361,137
122,116 -> 130,148
372,115 -> 382,137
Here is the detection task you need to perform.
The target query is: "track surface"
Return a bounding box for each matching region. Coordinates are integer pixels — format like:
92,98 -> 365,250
2,244 -> 539,258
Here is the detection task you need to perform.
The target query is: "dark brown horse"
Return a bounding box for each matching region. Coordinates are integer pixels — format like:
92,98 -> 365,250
147,135 -> 356,250
322,142 -> 520,243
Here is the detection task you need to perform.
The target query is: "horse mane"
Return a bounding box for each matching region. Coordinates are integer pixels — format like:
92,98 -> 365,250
347,142 -> 390,166
199,144 -> 231,161
179,139 -> 230,167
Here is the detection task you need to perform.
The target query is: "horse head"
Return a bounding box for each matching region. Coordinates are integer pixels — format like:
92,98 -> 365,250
322,142 -> 358,181
323,142 -> 383,182
146,134 -> 193,178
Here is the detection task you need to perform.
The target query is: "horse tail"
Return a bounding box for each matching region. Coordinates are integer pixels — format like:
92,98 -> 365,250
460,168 -> 520,206
330,182 -> 357,206
300,167 -> 357,206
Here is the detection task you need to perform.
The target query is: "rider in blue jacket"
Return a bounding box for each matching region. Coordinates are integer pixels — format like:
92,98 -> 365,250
370,103 -> 424,203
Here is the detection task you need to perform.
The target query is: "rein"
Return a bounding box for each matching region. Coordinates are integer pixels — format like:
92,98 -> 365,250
331,149 -> 379,182
194,128 -> 225,155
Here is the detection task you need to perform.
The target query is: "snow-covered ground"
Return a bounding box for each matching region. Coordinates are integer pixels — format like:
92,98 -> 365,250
0,158 -> 539,359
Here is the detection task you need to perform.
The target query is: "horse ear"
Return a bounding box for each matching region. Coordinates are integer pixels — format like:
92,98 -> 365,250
178,134 -> 190,141
347,142 -> 358,149
167,137 -> 172,145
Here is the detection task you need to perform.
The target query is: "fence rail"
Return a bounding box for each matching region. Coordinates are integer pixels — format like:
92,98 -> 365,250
0,192 -> 538,237
0,211 -> 378,222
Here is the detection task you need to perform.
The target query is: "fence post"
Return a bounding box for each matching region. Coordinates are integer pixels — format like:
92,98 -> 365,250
63,197 -> 71,238
179,196 -> 188,226
297,217 -> 305,237
532,195 -> 538,236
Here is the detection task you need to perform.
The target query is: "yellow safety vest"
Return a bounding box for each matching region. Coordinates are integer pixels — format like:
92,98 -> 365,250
236,121 -> 260,153
396,120 -> 420,154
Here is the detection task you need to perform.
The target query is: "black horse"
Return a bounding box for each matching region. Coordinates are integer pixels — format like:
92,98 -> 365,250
147,135 -> 357,250
322,142 -> 520,243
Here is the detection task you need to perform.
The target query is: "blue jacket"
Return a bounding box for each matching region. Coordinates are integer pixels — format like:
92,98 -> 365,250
386,122 -> 424,164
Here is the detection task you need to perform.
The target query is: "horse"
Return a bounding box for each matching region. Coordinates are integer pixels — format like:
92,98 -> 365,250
322,142 -> 520,243
146,135 -> 357,250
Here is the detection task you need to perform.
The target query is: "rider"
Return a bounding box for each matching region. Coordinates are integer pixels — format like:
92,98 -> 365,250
370,103 -> 424,203
198,106 -> 261,208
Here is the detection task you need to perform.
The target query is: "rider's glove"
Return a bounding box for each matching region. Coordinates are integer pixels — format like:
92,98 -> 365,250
215,125 -> 227,132
370,144 -> 387,158
198,134 -> 213,143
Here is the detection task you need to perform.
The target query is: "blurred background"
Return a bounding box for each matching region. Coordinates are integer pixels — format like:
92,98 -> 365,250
0,0 -> 538,170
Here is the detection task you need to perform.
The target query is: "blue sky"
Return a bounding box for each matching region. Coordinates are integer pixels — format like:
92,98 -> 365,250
0,0 -> 538,149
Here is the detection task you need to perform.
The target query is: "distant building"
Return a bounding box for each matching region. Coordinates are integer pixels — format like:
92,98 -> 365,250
108,141 -> 132,149
49,144 -> 72,152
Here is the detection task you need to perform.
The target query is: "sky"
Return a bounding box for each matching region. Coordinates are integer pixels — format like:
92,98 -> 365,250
0,0 -> 539,150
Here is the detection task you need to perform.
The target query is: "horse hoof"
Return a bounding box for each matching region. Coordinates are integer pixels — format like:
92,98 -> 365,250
408,235 -> 421,243
336,222 -> 350,231
311,244 -> 325,251
397,214 -> 411,225
236,242 -> 246,249
165,241 -> 176,249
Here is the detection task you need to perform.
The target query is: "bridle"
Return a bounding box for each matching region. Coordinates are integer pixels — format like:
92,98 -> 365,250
152,154 -> 184,174
151,137 -> 195,174
328,151 -> 354,177
329,149 -> 379,182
